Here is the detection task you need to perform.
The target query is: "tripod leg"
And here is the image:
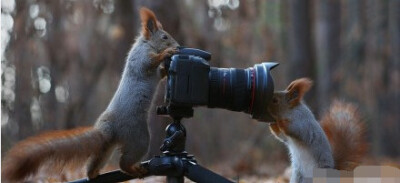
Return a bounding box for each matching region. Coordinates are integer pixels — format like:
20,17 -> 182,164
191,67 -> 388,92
185,164 -> 235,183
68,169 -> 151,183
167,176 -> 184,183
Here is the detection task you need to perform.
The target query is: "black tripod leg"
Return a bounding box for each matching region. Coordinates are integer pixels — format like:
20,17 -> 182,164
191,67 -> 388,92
68,170 -> 150,183
185,164 -> 235,183
167,176 -> 184,183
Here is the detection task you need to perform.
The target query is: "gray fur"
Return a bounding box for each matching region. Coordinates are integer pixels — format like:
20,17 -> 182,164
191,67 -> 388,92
281,102 -> 334,183
87,32 -> 178,177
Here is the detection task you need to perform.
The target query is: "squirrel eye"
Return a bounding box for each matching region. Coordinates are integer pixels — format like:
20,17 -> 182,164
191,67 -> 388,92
162,35 -> 168,40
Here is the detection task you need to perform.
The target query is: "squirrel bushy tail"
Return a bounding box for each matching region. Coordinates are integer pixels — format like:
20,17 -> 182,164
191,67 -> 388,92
1,127 -> 106,182
321,100 -> 368,170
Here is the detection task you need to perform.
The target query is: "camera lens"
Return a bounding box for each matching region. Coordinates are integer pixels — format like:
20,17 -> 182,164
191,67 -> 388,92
208,68 -> 249,111
163,47 -> 279,121
208,63 -> 278,122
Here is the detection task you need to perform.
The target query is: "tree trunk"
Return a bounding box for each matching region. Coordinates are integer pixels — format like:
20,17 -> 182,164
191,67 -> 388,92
287,0 -> 316,110
10,1 -> 34,140
315,0 -> 341,114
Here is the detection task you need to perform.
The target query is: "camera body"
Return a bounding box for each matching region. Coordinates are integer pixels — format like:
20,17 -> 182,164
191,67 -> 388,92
167,50 -> 211,107
159,47 -> 278,122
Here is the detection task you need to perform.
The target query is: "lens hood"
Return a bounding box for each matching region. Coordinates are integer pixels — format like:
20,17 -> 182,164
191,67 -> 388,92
250,62 -> 279,122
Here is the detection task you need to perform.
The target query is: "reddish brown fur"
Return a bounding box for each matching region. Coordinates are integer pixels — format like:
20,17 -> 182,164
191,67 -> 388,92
156,21 -> 163,30
286,78 -> 313,108
276,119 -> 291,136
1,127 -> 106,182
140,7 -> 162,40
150,47 -> 178,68
269,123 -> 281,136
321,101 -> 368,170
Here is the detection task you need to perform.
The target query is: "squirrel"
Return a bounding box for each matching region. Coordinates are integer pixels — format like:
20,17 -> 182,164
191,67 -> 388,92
1,7 -> 179,182
267,78 -> 367,183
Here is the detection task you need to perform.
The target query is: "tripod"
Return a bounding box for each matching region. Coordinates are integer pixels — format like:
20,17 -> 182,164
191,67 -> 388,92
69,117 -> 235,183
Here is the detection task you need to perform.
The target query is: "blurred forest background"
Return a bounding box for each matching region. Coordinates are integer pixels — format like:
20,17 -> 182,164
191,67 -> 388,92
1,0 -> 399,181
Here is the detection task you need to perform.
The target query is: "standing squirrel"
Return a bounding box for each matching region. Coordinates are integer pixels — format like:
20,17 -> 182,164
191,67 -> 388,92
2,8 -> 179,182
267,78 -> 367,183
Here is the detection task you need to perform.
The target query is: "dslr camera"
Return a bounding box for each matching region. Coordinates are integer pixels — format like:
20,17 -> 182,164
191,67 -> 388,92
157,47 -> 278,122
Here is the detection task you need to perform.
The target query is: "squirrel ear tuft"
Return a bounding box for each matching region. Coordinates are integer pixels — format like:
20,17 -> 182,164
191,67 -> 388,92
286,78 -> 313,107
140,7 -> 162,39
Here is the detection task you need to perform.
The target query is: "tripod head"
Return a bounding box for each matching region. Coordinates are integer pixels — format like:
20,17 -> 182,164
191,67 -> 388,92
156,105 -> 190,153
159,119 -> 187,154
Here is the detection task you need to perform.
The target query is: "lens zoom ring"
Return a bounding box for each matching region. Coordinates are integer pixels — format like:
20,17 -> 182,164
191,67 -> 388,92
231,69 -> 247,111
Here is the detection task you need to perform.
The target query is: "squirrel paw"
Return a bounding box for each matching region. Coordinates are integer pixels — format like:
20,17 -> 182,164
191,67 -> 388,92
150,47 -> 178,69
133,166 -> 148,178
269,123 -> 281,136
269,122 -> 289,143
160,47 -> 178,60
87,170 -> 100,179
276,119 -> 291,135
276,119 -> 302,140
123,165 -> 148,178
